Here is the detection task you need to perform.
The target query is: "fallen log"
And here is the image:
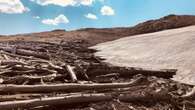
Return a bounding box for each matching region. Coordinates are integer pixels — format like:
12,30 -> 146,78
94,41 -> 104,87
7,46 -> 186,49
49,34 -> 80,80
95,73 -> 120,80
0,94 -> 113,110
182,87 -> 195,99
0,68 -> 57,76
66,65 -> 78,82
1,54 -> 9,60
0,74 -> 66,84
0,60 -> 27,66
10,65 -> 35,71
30,60 -> 67,74
0,94 -> 42,102
0,51 -> 47,61
0,76 -> 143,93
118,91 -> 177,104
16,45 -> 46,52
29,60 -> 64,70
118,91 -> 181,109
87,64 -> 177,79
0,47 -> 49,60
0,93 -> 84,102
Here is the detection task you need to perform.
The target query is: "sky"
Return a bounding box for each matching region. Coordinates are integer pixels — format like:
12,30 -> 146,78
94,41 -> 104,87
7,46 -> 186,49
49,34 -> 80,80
0,0 -> 195,35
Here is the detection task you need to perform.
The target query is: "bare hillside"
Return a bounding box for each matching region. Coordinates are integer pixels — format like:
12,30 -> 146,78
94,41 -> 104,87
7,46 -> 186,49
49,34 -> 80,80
1,15 -> 195,46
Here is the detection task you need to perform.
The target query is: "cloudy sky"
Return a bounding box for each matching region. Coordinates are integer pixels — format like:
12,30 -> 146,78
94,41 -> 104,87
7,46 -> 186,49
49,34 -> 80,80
0,0 -> 195,35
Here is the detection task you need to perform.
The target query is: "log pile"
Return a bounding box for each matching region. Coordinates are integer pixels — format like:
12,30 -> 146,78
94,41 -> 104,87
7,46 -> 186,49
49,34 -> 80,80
0,40 -> 194,110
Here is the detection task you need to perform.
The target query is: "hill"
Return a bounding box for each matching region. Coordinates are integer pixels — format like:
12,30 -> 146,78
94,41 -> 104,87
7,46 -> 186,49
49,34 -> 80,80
1,15 -> 195,46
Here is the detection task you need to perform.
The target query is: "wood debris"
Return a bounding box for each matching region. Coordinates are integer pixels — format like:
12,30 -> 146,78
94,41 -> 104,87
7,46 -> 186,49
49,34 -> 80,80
0,40 -> 194,110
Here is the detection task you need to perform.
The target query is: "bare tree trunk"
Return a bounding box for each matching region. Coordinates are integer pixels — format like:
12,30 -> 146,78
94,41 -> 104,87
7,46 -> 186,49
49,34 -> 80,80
0,51 -> 47,61
0,94 -> 42,102
0,74 -> 65,84
0,76 -> 142,93
0,47 -> 49,60
0,94 -> 112,110
87,64 -> 176,79
66,65 -> 78,82
182,86 -> 195,99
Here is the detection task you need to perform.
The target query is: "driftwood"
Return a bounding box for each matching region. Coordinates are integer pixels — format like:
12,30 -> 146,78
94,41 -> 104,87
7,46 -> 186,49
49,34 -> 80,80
0,74 -> 66,84
1,54 -> 9,60
8,65 -> 35,71
118,91 -> 182,109
87,64 -> 177,79
0,60 -> 27,66
182,87 -> 195,99
0,51 -> 46,61
0,41 -> 192,110
0,69 -> 57,76
119,92 -> 173,103
0,46 -> 49,60
0,94 -> 42,102
30,60 -> 64,70
0,91 -> 180,110
0,76 -> 143,93
0,93 -> 86,102
66,65 -> 78,82
16,45 -> 46,52
95,73 -> 120,79
0,94 -> 113,110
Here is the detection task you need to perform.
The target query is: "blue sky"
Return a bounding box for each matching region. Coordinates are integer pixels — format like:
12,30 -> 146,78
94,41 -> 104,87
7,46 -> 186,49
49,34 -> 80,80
0,0 -> 195,35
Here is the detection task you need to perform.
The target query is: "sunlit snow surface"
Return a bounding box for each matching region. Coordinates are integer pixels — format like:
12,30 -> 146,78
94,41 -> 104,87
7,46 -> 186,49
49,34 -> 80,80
92,26 -> 195,85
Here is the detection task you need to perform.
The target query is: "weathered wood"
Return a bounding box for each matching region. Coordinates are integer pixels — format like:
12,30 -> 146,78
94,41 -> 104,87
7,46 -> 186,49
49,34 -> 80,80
0,74 -> 65,84
182,87 -> 195,99
0,94 -> 112,110
9,65 -> 35,71
0,94 -> 42,102
0,68 -> 57,76
0,51 -> 47,61
0,76 -> 143,93
0,60 -> 27,66
1,54 -> 9,60
87,64 -> 177,79
29,60 -> 64,70
66,65 -> 78,82
0,47 -> 49,60
118,91 -> 173,103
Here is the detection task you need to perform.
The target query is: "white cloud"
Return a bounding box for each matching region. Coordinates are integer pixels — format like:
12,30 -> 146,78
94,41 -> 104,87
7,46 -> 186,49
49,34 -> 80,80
31,0 -> 95,7
85,13 -> 98,20
33,16 -> 40,19
101,5 -> 115,16
42,14 -> 69,25
80,0 -> 94,5
0,0 -> 29,14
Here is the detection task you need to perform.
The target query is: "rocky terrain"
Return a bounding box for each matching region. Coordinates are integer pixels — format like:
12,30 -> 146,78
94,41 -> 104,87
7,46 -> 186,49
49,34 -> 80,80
0,15 -> 195,110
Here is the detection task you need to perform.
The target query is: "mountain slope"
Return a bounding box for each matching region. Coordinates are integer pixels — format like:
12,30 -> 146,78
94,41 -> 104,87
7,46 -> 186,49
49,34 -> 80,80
1,15 -> 195,46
